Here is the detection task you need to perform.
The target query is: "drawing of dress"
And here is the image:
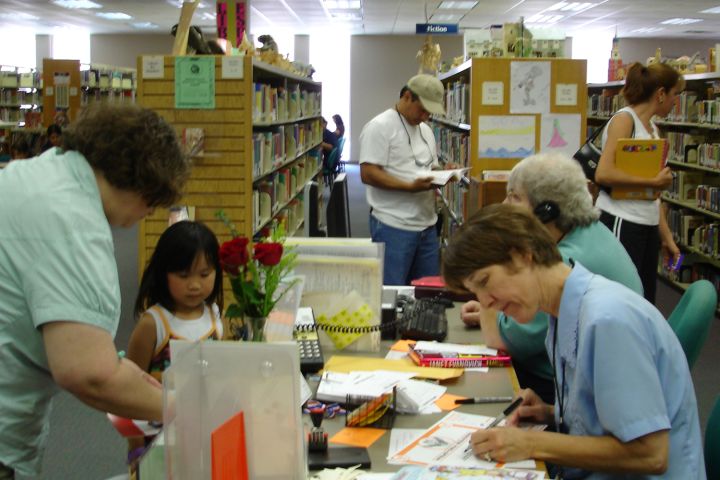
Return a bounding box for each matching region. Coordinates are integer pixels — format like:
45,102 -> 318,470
547,118 -> 568,148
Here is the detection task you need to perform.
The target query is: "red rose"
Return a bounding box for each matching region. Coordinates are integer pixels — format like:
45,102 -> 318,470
219,237 -> 249,275
253,242 -> 283,266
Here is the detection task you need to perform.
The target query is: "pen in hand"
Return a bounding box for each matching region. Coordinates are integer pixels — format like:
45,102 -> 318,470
454,396 -> 514,405
462,396 -> 524,458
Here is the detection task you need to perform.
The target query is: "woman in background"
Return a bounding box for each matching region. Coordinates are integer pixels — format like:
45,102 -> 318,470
594,61 -> 683,302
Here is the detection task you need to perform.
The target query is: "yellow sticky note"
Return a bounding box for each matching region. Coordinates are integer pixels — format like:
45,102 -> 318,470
329,427 -> 386,448
435,393 -> 464,411
390,339 -> 416,352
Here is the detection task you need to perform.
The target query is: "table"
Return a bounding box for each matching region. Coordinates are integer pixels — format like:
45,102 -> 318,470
307,303 -> 531,473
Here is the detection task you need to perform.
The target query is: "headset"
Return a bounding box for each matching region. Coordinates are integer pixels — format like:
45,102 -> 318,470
533,201 -> 560,224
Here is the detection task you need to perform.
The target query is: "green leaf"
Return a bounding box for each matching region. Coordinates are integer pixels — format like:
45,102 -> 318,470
225,303 -> 244,319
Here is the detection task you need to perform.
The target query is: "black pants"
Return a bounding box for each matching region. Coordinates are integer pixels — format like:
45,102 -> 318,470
599,210 -> 660,303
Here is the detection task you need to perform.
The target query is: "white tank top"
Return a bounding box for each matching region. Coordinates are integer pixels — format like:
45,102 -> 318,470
596,106 -> 661,226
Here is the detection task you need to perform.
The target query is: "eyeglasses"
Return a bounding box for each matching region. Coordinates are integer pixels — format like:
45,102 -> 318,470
396,107 -> 435,167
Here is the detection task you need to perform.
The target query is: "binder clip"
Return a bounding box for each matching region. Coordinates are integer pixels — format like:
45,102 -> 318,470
307,404 -> 328,452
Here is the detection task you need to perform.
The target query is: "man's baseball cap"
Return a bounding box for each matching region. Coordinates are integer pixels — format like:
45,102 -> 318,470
406,74 -> 445,116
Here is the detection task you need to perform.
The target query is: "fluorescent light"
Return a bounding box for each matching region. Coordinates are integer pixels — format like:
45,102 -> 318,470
52,0 -> 102,9
631,27 -> 664,33
96,12 -> 132,20
700,6 -> 720,14
0,12 -> 39,20
527,14 -> 564,23
438,1 -> 478,9
547,1 -> 568,10
661,18 -> 702,25
324,0 -> 361,8
165,1 -> 209,7
331,11 -> 362,20
131,22 -> 159,30
561,2 -> 592,11
432,14 -> 462,21
201,12 -> 216,21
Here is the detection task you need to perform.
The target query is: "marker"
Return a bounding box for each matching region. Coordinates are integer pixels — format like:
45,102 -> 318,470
454,396 -> 514,405
462,397 -> 524,458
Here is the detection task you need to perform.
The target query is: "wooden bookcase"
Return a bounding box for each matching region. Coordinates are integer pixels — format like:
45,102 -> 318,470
136,55 -> 322,277
432,57 -> 587,238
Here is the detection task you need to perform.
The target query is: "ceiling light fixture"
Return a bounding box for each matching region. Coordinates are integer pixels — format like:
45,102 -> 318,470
700,6 -> 720,14
631,27 -> 664,33
130,22 -> 159,30
0,12 -> 39,20
661,18 -> 702,25
323,0 -> 361,8
432,14 -> 463,22
96,12 -> 132,20
52,0 -> 102,9
438,1 -> 478,9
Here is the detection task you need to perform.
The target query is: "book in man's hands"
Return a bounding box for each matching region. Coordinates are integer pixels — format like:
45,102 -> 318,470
416,168 -> 470,186
408,342 -> 511,368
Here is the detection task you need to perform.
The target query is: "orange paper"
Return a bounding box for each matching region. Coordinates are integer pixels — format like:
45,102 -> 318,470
211,411 -> 249,480
435,393 -> 464,411
390,339 -> 416,352
329,427 -> 386,448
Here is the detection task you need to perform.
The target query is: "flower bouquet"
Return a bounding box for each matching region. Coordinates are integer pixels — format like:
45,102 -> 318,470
216,211 -> 298,341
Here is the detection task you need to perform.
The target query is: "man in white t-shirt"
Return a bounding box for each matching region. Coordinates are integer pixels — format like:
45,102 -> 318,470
359,74 -> 445,285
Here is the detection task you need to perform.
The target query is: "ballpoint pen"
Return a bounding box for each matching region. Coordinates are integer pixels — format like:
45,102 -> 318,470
454,396 -> 514,405
462,397 -> 524,458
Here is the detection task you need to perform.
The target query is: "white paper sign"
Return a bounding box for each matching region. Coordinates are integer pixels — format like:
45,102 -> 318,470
142,56 -> 165,79
556,83 -> 578,106
69,87 -> 78,96
481,81 -> 504,105
222,55 -> 244,79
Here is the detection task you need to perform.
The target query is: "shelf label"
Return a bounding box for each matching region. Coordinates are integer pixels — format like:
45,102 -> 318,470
175,57 -> 216,109
482,81 -> 504,105
142,56 -> 165,79
222,56 -> 244,79
555,83 -> 578,106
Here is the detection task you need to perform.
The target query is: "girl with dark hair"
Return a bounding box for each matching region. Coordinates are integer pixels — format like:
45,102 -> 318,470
128,220 -> 224,382
595,62 -> 684,303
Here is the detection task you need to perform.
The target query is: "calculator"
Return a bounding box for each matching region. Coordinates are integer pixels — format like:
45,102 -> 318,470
294,307 -> 325,374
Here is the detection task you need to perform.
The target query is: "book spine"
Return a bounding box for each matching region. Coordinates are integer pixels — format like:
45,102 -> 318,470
420,357 -> 511,368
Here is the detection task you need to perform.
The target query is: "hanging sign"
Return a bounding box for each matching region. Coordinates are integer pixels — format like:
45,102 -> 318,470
416,24 -> 459,34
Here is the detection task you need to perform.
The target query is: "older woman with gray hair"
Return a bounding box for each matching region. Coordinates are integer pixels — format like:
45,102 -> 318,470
461,152 -> 642,402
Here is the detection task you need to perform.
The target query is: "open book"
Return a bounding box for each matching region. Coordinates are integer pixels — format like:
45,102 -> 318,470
417,168 -> 470,186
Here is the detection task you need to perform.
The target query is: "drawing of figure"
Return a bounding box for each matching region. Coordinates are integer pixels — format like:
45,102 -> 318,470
517,65 -> 543,106
547,118 -> 568,148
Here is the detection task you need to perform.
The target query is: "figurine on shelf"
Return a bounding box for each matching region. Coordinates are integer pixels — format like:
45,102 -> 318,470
170,24 -> 224,55
238,30 -> 255,56
257,34 -> 281,64
416,35 -> 442,74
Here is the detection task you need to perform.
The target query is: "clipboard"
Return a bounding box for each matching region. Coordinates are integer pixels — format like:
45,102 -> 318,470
611,138 -> 666,200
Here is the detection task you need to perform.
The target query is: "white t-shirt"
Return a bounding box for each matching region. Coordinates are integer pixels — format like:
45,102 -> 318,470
149,303 -> 222,350
359,108 -> 439,231
596,106 -> 661,226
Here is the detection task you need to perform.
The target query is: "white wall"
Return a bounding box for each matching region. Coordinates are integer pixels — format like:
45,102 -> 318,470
349,34 -> 464,162
90,34 -> 175,68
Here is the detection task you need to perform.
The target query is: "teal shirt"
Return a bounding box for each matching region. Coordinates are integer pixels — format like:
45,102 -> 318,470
0,148 -> 120,475
498,221 -> 643,381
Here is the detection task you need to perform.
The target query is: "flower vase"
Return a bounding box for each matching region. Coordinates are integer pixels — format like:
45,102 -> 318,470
246,316 -> 267,342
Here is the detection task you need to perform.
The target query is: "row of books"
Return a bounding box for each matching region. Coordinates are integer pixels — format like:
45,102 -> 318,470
251,119 -> 322,179
667,206 -> 706,249
665,91 -> 698,123
82,69 -> 135,91
252,152 -> 320,230
432,124 -> 469,167
443,80 -> 469,125
80,88 -> 135,106
696,184 -> 720,213
661,260 -> 720,294
0,71 -> 40,89
0,89 -> 41,106
587,91 -> 627,117
252,82 -> 321,125
668,171 -> 705,202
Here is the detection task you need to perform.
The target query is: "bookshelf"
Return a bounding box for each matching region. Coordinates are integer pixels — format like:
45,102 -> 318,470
587,72 -> 720,297
432,57 -> 587,240
0,66 -> 42,128
81,63 -> 136,107
136,55 -> 322,277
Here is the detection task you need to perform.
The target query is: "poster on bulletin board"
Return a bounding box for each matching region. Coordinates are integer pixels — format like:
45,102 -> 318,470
175,56 -> 215,109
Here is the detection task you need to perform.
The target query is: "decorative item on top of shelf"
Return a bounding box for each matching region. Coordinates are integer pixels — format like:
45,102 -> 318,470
503,20 -> 533,58
417,35 -> 442,74
608,35 -> 626,81
238,30 -> 255,56
216,210 -> 299,341
170,24 -> 224,55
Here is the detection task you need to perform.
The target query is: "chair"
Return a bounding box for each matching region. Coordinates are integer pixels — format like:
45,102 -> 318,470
323,146 -> 340,188
667,279 -> 717,368
707,395 -> 720,479
335,136 -> 346,173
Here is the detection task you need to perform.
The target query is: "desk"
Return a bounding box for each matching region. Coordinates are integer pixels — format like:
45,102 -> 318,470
308,303 -> 528,474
